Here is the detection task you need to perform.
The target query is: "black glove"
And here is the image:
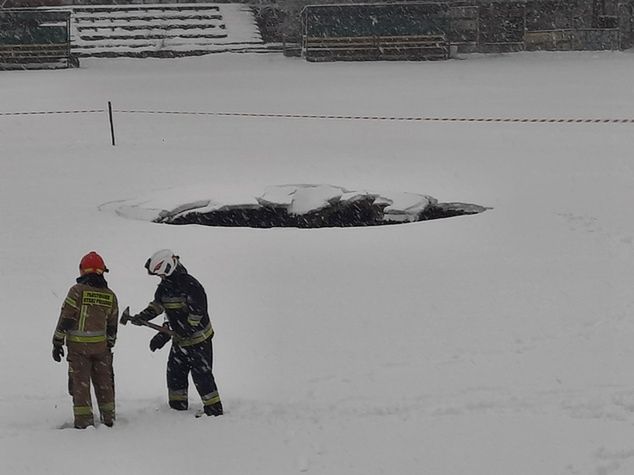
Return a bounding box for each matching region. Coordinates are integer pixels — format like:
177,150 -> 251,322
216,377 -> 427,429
149,332 -> 171,352
52,345 -> 64,362
107,327 -> 116,349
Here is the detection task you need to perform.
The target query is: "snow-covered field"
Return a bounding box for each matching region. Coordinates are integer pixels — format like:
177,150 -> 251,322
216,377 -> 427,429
2,51 -> 634,474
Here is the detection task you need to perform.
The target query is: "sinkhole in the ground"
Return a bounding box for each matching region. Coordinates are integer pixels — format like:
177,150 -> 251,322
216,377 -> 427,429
153,185 -> 488,229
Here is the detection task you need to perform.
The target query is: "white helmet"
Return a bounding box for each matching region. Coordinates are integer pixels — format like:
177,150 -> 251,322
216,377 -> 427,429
145,249 -> 178,277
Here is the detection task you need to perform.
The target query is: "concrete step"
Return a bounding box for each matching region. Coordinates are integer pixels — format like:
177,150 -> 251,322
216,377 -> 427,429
65,3 -> 265,57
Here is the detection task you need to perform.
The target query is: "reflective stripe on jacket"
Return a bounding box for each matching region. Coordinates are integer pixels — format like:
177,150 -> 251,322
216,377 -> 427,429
173,322 -> 214,347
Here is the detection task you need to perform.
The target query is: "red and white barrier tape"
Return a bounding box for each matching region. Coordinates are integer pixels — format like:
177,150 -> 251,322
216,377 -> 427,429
114,110 -> 634,124
1,108 -> 633,124
0,110 -> 105,116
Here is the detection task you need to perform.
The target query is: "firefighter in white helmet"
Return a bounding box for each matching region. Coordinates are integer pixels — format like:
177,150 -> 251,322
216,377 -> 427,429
130,249 -> 223,416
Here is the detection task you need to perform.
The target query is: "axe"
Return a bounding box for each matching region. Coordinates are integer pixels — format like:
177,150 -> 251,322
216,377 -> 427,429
120,306 -> 176,337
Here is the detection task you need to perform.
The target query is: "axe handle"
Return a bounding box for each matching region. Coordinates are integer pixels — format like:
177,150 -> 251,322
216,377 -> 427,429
141,320 -> 176,337
121,306 -> 176,337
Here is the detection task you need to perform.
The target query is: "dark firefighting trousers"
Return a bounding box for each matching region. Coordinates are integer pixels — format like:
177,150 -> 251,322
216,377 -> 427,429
167,337 -> 220,412
67,349 -> 115,428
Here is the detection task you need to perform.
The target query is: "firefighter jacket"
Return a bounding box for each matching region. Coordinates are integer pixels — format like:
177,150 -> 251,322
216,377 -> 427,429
53,274 -> 119,354
138,264 -> 214,347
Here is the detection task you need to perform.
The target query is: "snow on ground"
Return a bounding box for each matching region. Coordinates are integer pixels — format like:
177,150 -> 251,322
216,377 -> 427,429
1,51 -> 634,475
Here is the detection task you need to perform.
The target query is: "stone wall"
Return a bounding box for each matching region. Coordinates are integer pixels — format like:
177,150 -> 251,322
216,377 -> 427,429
445,0 -> 632,52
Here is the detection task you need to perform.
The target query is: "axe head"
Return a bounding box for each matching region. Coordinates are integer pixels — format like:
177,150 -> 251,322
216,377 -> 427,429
120,306 -> 131,325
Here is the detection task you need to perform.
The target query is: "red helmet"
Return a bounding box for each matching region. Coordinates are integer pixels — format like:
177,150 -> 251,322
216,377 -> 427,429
79,251 -> 108,276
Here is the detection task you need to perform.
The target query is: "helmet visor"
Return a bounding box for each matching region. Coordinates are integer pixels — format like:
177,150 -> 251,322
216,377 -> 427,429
144,258 -> 156,276
145,256 -> 175,277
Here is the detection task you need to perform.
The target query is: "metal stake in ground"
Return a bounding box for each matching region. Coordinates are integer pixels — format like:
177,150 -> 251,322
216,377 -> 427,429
108,101 -> 116,146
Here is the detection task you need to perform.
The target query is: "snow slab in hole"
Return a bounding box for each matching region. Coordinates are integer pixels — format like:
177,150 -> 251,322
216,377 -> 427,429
381,191 -> 438,222
105,184 -> 437,223
283,184 -> 345,215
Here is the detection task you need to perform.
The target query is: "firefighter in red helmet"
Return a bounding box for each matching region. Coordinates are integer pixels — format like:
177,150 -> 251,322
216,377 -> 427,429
52,251 -> 119,429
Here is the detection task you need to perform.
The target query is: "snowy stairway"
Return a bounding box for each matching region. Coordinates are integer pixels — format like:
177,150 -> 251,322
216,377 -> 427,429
65,3 -> 266,58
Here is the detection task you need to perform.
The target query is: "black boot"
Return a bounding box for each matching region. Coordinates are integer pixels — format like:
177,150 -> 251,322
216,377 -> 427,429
74,420 -> 94,429
204,401 -> 223,416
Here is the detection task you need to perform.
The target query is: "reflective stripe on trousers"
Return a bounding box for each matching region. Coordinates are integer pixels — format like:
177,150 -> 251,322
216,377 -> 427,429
202,390 -> 221,406
169,388 -> 188,402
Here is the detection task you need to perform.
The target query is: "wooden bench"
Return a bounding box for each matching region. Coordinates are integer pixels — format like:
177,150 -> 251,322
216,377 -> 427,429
0,42 -> 77,69
524,29 -> 621,51
304,34 -> 449,61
